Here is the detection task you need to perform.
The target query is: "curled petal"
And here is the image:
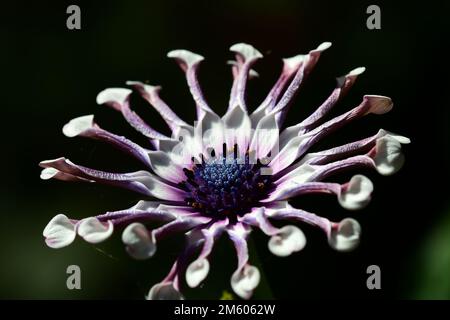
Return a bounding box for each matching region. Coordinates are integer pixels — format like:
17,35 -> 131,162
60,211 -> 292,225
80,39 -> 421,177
96,88 -> 131,111
328,218 -> 361,252
147,282 -> 184,300
62,115 -> 95,137
268,225 -> 306,257
186,258 -> 210,288
184,219 -> 228,288
77,217 -> 113,244
167,49 -> 204,71
338,175 -> 373,210
122,223 -> 156,260
43,214 -> 77,249
231,264 -> 261,300
372,135 -> 410,175
230,43 -> 263,62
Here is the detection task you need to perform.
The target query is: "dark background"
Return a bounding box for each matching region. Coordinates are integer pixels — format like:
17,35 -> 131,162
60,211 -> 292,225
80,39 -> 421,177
1,0 -> 449,299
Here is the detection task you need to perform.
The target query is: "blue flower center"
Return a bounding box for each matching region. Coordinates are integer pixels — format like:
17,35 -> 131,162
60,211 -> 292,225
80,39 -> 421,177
180,154 -> 273,220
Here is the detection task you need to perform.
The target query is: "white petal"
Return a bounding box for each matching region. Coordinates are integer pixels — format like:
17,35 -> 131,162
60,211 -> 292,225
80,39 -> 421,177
276,163 -> 316,185
249,112 -> 279,160
373,136 -> 406,175
227,60 -> 259,78
40,167 -> 59,180
96,88 -> 131,106
222,105 -> 252,154
196,110 -> 224,154
338,175 -> 373,210
147,151 -> 185,183
77,217 -> 113,244
122,223 -> 156,260
348,66 -> 366,76
167,50 -> 204,68
328,218 -> 361,252
186,258 -> 210,288
126,81 -> 159,93
43,214 -> 76,249
147,282 -> 184,300
382,130 -> 411,144
62,115 -> 95,137
282,54 -> 307,73
268,225 -> 306,257
229,43 -> 263,61
364,95 -> 393,115
315,42 -> 332,51
230,265 -> 260,300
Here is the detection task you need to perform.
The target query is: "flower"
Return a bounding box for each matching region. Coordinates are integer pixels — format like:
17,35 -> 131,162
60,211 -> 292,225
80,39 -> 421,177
40,42 -> 410,299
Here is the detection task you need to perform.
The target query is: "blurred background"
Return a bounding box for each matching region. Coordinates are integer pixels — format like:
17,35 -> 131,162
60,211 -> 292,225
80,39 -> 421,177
1,0 -> 449,299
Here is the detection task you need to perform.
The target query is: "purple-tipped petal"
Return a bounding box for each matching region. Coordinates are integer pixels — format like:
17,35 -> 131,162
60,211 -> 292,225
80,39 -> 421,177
268,225 -> 306,257
230,263 -> 260,300
43,214 -> 77,249
241,209 -> 307,257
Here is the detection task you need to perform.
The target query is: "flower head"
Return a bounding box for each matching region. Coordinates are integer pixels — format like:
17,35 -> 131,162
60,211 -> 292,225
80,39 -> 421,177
41,43 -> 409,299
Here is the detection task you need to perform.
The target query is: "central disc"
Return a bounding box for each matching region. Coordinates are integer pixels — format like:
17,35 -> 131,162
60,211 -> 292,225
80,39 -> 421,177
181,155 -> 273,219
